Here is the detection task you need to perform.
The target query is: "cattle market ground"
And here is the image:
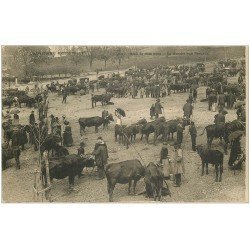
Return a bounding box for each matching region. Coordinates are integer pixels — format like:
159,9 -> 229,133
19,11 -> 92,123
1,80 -> 248,203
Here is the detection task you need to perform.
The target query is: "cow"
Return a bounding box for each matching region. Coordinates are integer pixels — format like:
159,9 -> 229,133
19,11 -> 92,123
144,162 -> 164,201
2,96 -> 14,108
105,159 -> 145,202
114,124 -> 127,143
152,117 -> 190,144
123,119 -> 147,148
196,145 -> 224,182
140,117 -> 166,143
91,93 -> 112,108
79,114 -> 114,134
40,134 -> 61,156
2,145 -> 14,170
44,154 -> 93,189
18,94 -> 36,108
200,120 -> 245,150
54,144 -> 69,157
2,124 -> 29,150
200,123 -> 228,149
65,86 -> 79,95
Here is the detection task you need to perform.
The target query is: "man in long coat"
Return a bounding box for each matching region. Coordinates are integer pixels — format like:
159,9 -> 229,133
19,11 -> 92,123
12,127 -> 21,169
173,143 -> 185,187
92,137 -> 109,180
154,99 -> 163,118
183,100 -> 193,118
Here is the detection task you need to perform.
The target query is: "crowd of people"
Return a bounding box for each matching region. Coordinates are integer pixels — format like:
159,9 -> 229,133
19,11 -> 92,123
2,59 -> 246,199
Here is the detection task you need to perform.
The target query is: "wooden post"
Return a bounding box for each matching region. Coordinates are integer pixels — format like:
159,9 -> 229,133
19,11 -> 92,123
43,151 -> 52,202
33,169 -> 39,201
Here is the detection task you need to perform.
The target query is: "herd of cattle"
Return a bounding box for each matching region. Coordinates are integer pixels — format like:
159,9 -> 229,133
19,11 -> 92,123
2,58 -> 246,202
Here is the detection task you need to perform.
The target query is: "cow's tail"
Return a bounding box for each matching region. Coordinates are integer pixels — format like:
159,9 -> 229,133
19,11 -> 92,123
199,127 -> 206,136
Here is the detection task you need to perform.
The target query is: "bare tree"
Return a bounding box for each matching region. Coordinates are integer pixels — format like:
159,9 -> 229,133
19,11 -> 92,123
85,46 -> 101,71
99,46 -> 111,69
111,46 -> 130,70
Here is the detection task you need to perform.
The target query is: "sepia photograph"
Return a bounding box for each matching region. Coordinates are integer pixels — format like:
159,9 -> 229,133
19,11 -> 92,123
1,45 -> 248,203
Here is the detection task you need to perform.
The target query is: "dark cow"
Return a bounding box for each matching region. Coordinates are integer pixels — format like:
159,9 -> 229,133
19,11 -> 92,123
144,162 -> 164,201
200,123 -> 228,149
91,93 -> 112,108
114,124 -> 127,143
196,145 -> 224,182
169,83 -> 190,93
2,124 -> 29,150
40,134 -> 61,156
164,117 -> 190,140
226,119 -> 245,133
79,114 -> 114,134
65,86 -> 79,95
140,117 -> 166,143
2,96 -> 14,108
152,117 -> 190,144
18,95 -> 36,108
44,154 -> 91,189
54,144 -> 69,157
123,119 -> 147,148
105,159 -> 145,202
2,145 -> 14,170
200,120 -> 245,149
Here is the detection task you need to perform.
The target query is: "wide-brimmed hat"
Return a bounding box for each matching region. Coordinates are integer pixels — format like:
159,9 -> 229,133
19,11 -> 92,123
97,136 -> 103,140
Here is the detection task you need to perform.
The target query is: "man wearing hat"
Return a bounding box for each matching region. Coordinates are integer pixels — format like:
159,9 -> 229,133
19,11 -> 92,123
183,99 -> 193,119
77,142 -> 86,157
214,110 -> 225,125
154,99 -> 163,119
92,136 -> 109,180
12,126 -> 21,169
160,142 -> 172,179
29,111 -> 35,125
63,121 -> 73,147
173,142 -> 185,187
176,122 -> 184,145
189,121 -> 197,151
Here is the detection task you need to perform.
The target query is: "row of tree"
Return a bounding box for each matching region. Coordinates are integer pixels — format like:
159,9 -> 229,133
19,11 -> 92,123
2,46 -> 137,79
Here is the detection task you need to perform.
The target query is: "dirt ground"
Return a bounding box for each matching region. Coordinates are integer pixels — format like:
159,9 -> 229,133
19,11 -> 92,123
1,76 -> 248,203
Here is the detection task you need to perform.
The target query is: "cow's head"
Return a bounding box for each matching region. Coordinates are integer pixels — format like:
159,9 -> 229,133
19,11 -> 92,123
108,114 -> 114,122
196,144 -> 204,156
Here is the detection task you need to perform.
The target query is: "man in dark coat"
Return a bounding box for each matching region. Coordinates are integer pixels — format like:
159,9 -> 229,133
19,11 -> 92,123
102,110 -> 109,129
92,137 -> 109,180
77,142 -> 85,157
29,111 -> 35,125
11,127 -> 21,169
218,93 -> 226,109
63,122 -> 73,147
189,121 -> 197,151
228,136 -> 242,168
208,92 -> 217,111
226,92 -> 236,109
193,89 -> 197,102
62,90 -> 68,103
160,143 -> 169,163
183,100 -> 193,118
177,122 -> 184,145
154,99 -> 163,119
214,110 -> 225,124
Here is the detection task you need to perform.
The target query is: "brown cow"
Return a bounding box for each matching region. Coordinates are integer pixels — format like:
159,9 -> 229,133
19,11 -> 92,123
105,159 -> 145,202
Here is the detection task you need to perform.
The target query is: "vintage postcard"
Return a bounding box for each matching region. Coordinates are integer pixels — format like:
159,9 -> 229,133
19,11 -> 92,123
1,46 -> 248,202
